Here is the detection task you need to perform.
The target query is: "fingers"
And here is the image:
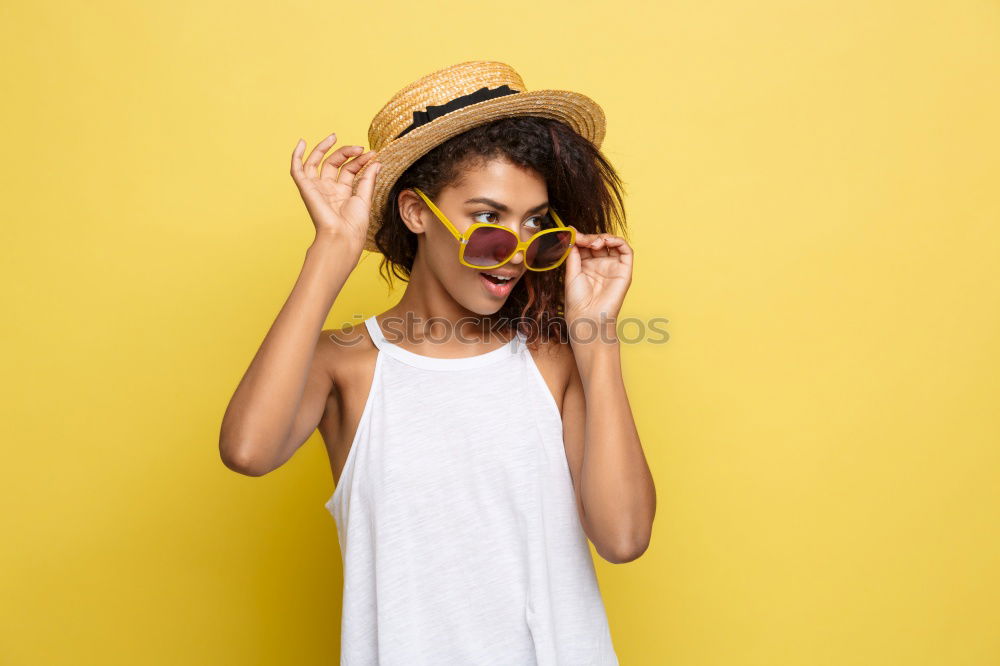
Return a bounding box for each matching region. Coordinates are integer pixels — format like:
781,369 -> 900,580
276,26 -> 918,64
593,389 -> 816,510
334,149 -> 377,186
290,138 -> 308,183
315,143 -> 368,182
291,133 -> 377,192
320,144 -> 367,181
352,160 -> 381,208
301,133 -> 339,180
569,226 -> 595,260
564,243 -> 581,281
291,134 -> 339,182
572,231 -> 632,258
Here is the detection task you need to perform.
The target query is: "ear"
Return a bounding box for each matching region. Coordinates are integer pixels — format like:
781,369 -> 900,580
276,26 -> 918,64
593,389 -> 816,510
397,189 -> 428,235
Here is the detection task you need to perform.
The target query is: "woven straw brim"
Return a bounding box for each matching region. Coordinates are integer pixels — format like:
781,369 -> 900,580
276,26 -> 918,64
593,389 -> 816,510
351,89 -> 606,254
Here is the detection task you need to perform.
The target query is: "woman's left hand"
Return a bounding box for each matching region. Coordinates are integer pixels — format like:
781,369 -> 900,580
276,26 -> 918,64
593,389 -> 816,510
563,228 -> 634,335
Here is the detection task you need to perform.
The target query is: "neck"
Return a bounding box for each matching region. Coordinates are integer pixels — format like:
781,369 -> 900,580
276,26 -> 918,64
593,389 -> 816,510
379,254 -> 513,352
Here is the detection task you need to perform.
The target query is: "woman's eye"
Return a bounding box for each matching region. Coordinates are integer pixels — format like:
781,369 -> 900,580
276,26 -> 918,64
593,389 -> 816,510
472,212 -> 547,229
473,212 -> 500,225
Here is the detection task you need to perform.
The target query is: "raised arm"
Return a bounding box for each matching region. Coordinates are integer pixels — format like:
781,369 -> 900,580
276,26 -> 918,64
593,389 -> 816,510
561,229 -> 656,563
219,133 -> 381,476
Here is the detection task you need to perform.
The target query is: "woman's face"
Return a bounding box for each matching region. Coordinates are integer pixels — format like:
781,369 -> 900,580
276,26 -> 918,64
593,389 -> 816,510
399,157 -> 550,315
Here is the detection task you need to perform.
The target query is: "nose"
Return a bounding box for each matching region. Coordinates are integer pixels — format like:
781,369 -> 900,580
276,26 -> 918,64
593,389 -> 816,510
507,250 -> 525,266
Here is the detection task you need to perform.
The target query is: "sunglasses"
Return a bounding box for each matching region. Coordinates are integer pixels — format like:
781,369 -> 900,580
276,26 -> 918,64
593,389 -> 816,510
412,188 -> 576,272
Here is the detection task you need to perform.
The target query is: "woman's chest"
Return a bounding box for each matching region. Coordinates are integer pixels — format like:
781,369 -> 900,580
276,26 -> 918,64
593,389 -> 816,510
354,366 -> 568,528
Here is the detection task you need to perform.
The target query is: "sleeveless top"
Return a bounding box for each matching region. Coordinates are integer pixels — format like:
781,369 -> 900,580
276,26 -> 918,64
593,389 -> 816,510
325,314 -> 619,665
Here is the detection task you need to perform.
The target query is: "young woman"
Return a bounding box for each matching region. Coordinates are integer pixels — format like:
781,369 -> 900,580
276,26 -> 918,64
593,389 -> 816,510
220,61 -> 655,664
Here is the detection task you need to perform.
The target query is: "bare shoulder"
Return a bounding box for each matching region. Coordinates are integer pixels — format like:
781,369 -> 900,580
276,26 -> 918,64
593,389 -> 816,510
316,321 -> 379,482
525,333 -> 578,415
319,322 -> 376,390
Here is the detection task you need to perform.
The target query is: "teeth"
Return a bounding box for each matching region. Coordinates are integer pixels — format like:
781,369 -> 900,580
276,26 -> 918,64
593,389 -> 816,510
483,272 -> 513,281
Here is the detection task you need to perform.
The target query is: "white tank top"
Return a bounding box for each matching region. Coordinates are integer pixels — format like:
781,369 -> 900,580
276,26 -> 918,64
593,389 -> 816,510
325,314 -> 619,665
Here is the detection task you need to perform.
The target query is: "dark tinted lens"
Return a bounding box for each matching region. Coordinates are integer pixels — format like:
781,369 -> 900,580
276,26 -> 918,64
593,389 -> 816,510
464,226 -> 518,267
526,229 -> 572,269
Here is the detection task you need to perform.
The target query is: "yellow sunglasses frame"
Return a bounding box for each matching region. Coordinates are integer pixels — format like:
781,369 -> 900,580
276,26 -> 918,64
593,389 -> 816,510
412,187 -> 575,272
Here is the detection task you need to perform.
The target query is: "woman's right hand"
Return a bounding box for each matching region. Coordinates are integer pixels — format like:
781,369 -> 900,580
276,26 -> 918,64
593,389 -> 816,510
290,132 -> 381,255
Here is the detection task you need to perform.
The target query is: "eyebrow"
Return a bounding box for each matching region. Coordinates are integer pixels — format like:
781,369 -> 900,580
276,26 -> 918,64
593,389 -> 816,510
463,197 -> 549,215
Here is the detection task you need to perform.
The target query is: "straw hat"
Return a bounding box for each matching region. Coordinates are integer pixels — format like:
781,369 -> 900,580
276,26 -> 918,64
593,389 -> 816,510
352,60 -> 607,253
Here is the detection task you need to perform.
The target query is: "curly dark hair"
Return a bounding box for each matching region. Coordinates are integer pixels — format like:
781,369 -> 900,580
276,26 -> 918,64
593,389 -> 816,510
373,115 -> 627,348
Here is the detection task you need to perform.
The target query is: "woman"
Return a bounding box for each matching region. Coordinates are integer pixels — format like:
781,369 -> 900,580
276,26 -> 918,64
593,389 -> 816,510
220,61 -> 656,664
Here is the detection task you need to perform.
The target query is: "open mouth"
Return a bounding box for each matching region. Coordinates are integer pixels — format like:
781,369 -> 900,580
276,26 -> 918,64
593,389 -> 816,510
478,271 -> 518,297
480,272 -> 514,285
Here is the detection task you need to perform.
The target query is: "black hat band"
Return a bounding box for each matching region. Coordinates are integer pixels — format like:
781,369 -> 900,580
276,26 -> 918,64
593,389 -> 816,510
394,85 -> 520,139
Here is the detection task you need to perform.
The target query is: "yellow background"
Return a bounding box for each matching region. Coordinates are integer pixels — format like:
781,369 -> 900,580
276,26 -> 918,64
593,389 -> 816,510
3,0 -> 998,663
